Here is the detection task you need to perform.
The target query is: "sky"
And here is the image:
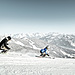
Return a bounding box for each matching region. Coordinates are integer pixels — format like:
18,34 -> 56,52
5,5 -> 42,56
0,0 -> 75,35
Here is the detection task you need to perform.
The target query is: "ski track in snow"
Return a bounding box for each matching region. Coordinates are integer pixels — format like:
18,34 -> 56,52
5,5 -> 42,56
28,39 -> 40,50
0,52 -> 75,75
60,50 -> 73,57
16,41 -> 25,46
12,39 -> 25,46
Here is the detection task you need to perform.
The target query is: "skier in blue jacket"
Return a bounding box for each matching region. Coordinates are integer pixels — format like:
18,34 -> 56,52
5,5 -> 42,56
40,46 -> 49,57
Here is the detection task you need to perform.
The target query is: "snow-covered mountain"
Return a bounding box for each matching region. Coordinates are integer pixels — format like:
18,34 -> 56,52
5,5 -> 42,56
1,32 -> 75,58
1,33 -> 75,75
11,33 -> 46,39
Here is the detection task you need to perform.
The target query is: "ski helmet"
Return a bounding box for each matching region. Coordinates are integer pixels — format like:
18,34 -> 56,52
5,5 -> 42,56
7,36 -> 11,40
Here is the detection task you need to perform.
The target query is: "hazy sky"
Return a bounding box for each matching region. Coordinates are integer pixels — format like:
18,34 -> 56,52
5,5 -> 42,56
0,0 -> 75,35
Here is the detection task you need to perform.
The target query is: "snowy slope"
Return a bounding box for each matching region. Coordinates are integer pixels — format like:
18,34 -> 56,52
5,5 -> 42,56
0,53 -> 75,75
1,32 -> 75,58
0,33 -> 75,75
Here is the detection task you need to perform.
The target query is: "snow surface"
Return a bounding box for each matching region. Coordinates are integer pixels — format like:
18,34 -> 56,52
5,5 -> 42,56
0,52 -> 75,75
1,33 -> 75,58
12,39 -> 25,46
28,39 -> 40,50
1,33 -> 75,75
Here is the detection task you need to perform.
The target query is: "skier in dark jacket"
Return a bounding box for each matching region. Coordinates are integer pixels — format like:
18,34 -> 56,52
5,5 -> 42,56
40,45 -> 49,57
0,36 -> 11,53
